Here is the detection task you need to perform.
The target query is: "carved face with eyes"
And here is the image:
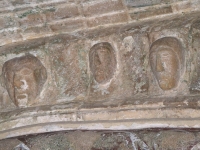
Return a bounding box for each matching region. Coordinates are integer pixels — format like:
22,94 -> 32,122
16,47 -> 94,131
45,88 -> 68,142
90,42 -> 116,84
2,54 -> 47,107
150,37 -> 182,91
13,67 -> 38,107
151,48 -> 180,90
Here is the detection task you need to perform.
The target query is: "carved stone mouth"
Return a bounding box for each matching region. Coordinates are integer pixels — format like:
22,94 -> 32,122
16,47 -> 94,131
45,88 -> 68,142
16,94 -> 28,107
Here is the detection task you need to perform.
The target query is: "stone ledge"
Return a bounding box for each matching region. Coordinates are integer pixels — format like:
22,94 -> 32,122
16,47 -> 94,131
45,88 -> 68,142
0,96 -> 199,139
1,117 -> 200,140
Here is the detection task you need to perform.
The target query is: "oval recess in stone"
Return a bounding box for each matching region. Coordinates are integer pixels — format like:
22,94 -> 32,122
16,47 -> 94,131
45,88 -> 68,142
149,37 -> 184,90
89,42 -> 116,84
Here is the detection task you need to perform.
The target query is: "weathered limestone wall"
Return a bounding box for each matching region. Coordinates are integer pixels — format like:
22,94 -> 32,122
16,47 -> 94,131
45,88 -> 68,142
0,0 -> 200,140
0,0 -> 199,50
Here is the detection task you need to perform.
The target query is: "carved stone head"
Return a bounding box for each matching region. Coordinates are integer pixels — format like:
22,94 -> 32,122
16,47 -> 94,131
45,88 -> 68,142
2,54 -> 47,107
89,42 -> 116,84
150,37 -> 184,90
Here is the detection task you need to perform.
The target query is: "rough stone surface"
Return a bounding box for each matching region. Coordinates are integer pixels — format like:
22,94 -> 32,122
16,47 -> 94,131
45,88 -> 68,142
0,0 -> 199,147
1,130 -> 200,150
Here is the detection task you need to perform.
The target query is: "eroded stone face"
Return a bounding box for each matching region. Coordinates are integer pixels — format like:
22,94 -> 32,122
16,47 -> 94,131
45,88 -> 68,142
89,42 -> 116,84
150,37 -> 183,90
2,54 -> 47,107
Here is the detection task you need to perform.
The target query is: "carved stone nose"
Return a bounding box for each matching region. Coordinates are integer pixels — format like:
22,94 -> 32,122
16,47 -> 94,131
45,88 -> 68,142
14,79 -> 24,89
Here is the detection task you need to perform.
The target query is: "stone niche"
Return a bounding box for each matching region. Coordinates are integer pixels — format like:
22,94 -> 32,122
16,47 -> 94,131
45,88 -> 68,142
0,0 -> 199,143
89,42 -> 116,84
149,37 -> 184,91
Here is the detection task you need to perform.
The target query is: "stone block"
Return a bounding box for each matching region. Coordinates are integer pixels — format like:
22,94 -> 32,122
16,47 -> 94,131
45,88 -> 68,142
86,12 -> 128,27
130,6 -> 172,20
82,0 -> 124,17
18,12 -> 46,27
45,4 -> 80,21
50,18 -> 84,33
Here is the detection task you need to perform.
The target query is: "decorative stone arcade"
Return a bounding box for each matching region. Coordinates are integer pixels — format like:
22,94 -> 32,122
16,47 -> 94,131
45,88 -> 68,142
1,0 -> 200,149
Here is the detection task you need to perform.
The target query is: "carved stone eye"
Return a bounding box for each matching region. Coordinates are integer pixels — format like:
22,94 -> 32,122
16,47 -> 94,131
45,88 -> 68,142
89,42 -> 116,84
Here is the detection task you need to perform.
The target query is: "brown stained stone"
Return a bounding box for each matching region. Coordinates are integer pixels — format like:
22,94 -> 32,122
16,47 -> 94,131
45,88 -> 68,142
86,12 -> 128,28
89,42 -> 116,84
82,0 -> 124,17
49,42 -> 88,100
150,37 -> 184,90
18,12 -> 46,27
1,54 -> 47,107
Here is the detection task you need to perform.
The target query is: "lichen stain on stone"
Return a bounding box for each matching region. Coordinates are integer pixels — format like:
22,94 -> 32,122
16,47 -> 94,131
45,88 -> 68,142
17,7 -> 56,19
